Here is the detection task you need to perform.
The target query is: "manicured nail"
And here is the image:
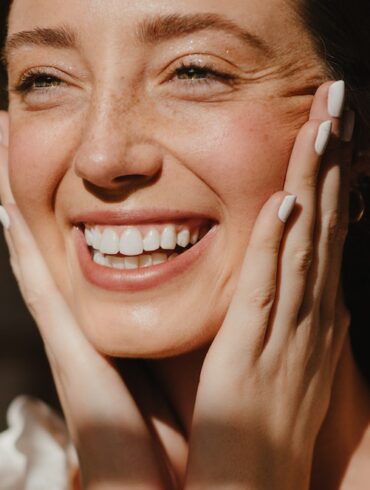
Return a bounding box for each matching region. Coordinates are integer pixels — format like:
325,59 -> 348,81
278,195 -> 297,223
315,120 -> 332,156
341,109 -> 355,142
0,206 -> 10,229
328,80 -> 345,118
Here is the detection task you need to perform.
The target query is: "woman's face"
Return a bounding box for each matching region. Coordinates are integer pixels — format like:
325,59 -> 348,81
5,0 -> 325,357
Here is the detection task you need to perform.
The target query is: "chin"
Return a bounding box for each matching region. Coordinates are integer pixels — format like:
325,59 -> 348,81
72,303 -> 219,359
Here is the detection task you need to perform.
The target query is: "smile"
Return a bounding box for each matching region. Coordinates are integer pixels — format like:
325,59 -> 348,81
73,211 -> 218,291
84,220 -> 208,270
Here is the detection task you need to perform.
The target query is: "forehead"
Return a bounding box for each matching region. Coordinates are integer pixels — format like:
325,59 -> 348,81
9,0 -> 305,50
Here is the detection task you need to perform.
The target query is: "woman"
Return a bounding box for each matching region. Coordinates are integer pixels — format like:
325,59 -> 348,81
0,0 -> 369,488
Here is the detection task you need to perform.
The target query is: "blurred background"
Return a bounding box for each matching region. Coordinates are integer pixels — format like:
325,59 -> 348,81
0,1 -> 60,431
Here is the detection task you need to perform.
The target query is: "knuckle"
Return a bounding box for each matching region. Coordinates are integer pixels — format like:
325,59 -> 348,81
259,236 -> 280,255
323,210 -> 348,243
301,172 -> 318,190
21,284 -> 49,318
248,285 -> 276,310
292,245 -> 314,273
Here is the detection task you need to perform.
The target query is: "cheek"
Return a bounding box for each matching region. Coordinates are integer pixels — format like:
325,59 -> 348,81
9,114 -> 74,221
8,114 -> 77,294
165,102 -> 295,217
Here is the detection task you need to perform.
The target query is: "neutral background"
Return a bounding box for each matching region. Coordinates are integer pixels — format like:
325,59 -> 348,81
0,2 -> 60,431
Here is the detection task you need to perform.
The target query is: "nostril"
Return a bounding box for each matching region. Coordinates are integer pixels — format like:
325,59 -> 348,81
113,174 -> 148,183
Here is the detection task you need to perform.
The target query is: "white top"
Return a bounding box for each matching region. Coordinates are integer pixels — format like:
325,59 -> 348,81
0,396 -> 78,490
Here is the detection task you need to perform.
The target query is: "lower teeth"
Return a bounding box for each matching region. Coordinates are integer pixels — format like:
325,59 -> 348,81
92,251 -> 179,269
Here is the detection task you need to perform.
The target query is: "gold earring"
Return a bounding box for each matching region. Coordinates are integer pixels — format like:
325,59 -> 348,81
349,188 -> 366,224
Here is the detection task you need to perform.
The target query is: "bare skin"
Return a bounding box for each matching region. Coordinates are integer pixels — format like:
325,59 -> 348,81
1,0 -> 370,488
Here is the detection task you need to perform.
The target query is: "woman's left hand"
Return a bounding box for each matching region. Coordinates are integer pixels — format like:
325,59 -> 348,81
184,81 -> 353,490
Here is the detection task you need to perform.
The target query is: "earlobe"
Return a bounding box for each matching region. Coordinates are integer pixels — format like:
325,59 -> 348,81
0,111 -> 10,147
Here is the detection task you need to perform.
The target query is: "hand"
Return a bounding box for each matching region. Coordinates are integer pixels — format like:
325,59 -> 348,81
184,81 -> 353,490
0,113 -> 183,490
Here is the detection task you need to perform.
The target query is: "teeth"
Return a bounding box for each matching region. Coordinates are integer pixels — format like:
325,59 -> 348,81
107,256 -> 126,269
93,251 -> 162,270
85,224 -> 205,255
92,229 -> 102,249
100,229 -> 120,254
177,229 -> 190,248
92,250 -> 185,269
152,253 -> 167,265
139,254 -> 153,268
190,229 -> 199,245
124,256 -> 139,269
120,228 -> 143,256
93,250 -> 107,266
84,228 -> 94,246
161,225 -> 177,250
143,229 -> 161,252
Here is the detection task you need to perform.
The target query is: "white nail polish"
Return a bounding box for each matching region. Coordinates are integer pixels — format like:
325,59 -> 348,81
328,80 -> 345,118
315,120 -> 332,156
341,110 -> 355,142
278,195 -> 297,223
0,206 -> 10,229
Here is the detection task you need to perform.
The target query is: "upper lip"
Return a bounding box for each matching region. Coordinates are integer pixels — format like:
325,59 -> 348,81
71,208 -> 217,226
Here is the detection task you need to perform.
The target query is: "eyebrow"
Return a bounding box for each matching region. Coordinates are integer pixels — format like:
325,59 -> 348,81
2,25 -> 77,65
136,13 -> 272,54
2,12 -> 271,66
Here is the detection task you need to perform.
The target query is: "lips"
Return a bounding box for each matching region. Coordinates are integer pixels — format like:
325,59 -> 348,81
72,210 -> 218,291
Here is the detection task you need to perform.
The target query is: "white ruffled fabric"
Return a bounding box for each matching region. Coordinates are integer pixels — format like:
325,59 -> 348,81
0,396 -> 78,490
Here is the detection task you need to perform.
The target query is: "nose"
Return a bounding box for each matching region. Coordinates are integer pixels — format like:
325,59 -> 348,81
73,103 -> 163,190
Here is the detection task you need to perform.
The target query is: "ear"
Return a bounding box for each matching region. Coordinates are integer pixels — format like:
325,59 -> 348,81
0,111 -> 9,147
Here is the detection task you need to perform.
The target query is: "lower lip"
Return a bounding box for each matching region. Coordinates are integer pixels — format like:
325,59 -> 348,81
73,226 -> 217,292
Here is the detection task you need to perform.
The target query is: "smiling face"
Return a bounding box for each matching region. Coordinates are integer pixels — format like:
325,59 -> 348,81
5,0 -> 326,357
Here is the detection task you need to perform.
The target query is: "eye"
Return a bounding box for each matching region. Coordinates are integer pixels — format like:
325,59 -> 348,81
172,62 -> 236,85
13,70 -> 63,94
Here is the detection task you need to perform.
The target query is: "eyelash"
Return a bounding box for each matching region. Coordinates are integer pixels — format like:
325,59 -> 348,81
170,62 -> 236,85
14,69 -> 63,93
13,62 -> 236,94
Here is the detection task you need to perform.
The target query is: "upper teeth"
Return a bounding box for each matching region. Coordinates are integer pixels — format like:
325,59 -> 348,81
84,224 -> 201,256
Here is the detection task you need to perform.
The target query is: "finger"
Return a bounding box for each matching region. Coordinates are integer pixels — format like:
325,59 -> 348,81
267,82 -> 345,352
209,192 -> 297,365
310,90 -> 354,314
299,84 -> 353,326
265,118 -> 331,343
309,81 -> 344,128
300,144 -> 351,321
2,203 -> 128,407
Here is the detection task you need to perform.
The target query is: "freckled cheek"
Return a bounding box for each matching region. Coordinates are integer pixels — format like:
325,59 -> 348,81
9,119 -> 72,222
174,108 -> 292,214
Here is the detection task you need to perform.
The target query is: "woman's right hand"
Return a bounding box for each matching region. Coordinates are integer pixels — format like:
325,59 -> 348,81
0,113 -> 183,490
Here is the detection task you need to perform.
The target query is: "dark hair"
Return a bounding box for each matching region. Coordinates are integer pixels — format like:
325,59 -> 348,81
294,0 -> 370,384
1,1 -> 370,380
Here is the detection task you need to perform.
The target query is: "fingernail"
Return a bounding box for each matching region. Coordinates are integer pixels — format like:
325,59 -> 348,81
0,127 -> 3,144
0,206 -> 11,229
341,109 -> 355,142
328,80 -> 345,118
278,195 -> 297,223
315,120 -> 332,156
